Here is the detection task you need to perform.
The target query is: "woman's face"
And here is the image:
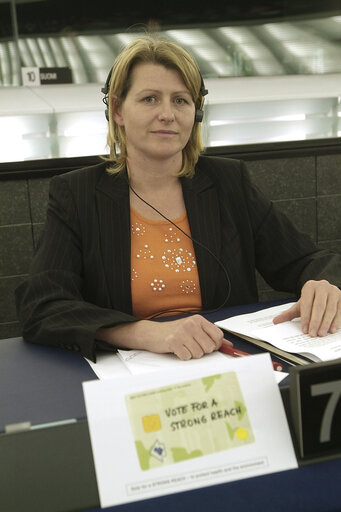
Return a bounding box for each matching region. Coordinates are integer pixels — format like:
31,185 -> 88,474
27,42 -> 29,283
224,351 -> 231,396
113,62 -> 196,165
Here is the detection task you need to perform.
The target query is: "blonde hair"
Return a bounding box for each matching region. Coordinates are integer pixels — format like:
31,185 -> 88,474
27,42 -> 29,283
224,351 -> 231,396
103,36 -> 205,178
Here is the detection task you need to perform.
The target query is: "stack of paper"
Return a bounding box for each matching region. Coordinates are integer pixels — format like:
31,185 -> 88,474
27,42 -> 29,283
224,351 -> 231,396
215,302 -> 341,365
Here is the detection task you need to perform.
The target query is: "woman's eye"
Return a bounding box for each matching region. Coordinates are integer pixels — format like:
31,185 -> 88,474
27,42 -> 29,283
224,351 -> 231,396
175,97 -> 187,105
143,96 -> 156,104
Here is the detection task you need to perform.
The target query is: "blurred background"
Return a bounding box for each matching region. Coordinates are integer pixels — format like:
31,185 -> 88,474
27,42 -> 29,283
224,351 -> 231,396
0,0 -> 341,161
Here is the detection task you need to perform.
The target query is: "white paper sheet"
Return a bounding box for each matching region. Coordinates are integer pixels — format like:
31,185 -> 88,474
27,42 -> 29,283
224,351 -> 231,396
85,352 -> 131,380
215,302 -> 341,363
117,348 -> 228,373
83,353 -> 297,508
254,320 -> 341,361
85,349 -> 288,384
215,302 -> 296,336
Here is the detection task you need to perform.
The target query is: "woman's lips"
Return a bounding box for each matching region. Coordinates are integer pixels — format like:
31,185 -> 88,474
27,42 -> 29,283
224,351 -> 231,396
151,130 -> 177,135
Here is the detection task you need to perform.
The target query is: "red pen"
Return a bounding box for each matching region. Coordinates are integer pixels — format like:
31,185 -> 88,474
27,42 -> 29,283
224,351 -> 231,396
219,344 -> 284,372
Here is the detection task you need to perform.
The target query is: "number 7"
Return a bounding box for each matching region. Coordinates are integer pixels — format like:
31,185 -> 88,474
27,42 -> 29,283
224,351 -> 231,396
311,380 -> 341,442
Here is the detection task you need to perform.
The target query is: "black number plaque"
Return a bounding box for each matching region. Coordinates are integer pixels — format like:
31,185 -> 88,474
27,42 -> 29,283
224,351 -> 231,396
289,359 -> 341,460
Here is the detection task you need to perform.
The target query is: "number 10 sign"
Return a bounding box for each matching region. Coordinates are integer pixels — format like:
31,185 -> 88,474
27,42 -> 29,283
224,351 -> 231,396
289,360 -> 341,460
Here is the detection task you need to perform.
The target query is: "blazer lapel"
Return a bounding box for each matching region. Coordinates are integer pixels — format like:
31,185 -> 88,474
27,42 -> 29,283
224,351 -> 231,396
182,167 -> 221,309
95,169 -> 133,314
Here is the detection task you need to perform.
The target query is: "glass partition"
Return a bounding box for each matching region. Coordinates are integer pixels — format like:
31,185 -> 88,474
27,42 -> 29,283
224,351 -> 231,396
0,0 -> 340,162
1,13 -> 341,86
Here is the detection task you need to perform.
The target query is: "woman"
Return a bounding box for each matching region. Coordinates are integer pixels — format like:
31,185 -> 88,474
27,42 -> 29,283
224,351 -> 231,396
15,36 -> 341,362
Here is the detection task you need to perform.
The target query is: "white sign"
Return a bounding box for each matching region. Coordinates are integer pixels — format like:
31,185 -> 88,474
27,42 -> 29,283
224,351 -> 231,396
21,67 -> 40,86
83,353 -> 297,508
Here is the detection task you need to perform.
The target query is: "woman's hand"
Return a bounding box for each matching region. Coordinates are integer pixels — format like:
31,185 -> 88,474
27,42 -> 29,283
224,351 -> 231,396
273,280 -> 341,336
96,314 -> 229,360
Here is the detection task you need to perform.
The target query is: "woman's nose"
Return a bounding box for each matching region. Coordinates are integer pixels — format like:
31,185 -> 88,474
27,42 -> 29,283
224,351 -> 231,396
158,102 -> 175,122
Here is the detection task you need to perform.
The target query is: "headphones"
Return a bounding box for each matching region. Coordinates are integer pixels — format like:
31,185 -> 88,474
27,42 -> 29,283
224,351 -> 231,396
101,67 -> 208,123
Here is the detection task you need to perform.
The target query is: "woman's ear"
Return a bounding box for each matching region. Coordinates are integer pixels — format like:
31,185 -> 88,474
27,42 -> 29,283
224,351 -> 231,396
112,95 -> 124,126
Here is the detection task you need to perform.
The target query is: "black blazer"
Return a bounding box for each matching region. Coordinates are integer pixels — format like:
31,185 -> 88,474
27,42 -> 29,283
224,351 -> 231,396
15,156 -> 341,361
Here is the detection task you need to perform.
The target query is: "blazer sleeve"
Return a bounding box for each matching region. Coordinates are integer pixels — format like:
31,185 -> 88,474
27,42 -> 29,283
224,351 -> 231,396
15,174 -> 138,362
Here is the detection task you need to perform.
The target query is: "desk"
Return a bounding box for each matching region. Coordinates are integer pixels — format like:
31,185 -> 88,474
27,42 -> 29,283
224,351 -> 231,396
1,301 -> 341,512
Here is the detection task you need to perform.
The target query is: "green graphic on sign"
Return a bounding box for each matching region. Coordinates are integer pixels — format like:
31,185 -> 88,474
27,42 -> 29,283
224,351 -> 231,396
125,372 -> 255,471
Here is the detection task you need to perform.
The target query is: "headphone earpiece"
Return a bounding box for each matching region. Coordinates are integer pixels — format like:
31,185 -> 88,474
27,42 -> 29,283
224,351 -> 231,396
195,109 -> 204,123
101,72 -> 111,98
195,77 -> 208,123
101,70 -> 111,122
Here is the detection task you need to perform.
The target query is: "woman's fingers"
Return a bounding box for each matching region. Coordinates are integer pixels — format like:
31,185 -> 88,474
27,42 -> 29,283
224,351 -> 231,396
273,280 -> 341,337
165,315 -> 227,360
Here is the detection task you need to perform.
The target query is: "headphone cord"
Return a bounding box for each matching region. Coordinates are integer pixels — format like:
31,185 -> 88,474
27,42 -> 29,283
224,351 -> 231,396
129,184 -> 231,319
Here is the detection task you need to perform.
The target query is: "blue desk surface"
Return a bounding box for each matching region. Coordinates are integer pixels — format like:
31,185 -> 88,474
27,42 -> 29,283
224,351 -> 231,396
3,300 -> 341,512
0,300 -> 290,432
83,457 -> 341,512
0,338 -> 95,432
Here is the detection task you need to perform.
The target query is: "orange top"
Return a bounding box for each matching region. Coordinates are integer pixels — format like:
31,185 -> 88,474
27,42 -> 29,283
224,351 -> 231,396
130,207 -> 202,318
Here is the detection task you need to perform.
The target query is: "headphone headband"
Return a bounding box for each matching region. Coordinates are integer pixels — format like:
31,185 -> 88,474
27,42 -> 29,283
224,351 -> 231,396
101,68 -> 112,98
101,66 -> 208,122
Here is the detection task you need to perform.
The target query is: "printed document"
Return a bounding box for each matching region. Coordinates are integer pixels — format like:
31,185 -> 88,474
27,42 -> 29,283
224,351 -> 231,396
215,302 -> 341,363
